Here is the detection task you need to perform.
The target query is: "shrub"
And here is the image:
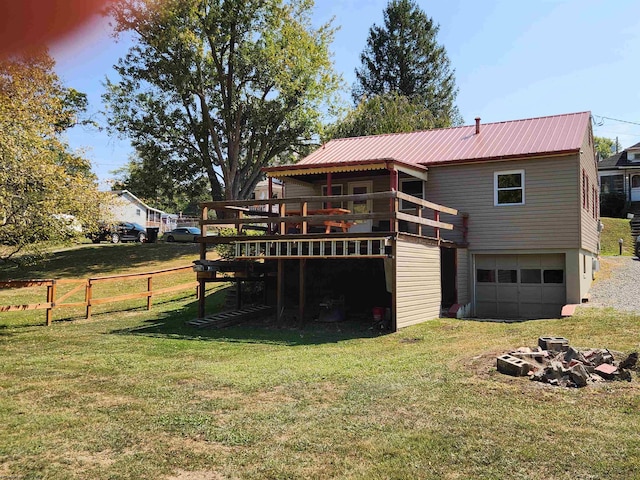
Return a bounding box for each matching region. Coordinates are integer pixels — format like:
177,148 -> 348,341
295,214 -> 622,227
600,192 -> 627,218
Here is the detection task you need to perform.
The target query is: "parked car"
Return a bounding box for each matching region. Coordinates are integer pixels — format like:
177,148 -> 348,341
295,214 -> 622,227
89,222 -> 148,244
164,227 -> 201,243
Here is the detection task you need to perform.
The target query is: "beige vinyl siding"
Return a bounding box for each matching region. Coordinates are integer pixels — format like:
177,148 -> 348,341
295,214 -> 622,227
395,239 -> 441,328
457,248 -> 469,304
283,180 -> 316,198
579,126 -> 599,254
424,155 -> 581,250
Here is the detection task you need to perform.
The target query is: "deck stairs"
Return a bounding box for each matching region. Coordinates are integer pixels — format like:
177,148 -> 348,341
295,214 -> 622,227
631,215 -> 640,241
187,305 -> 274,329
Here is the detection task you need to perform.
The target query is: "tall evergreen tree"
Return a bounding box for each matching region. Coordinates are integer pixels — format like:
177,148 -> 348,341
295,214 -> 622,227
353,0 -> 461,126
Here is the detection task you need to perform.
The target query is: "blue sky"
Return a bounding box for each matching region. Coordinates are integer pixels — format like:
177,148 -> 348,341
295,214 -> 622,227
51,0 -> 640,189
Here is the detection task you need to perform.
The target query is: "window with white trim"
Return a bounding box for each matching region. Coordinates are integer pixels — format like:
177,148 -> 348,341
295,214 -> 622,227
494,170 -> 524,206
400,179 -> 424,209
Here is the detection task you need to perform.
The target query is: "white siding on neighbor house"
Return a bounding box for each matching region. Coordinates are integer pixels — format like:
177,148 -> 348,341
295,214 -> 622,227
424,155 -> 581,250
457,248 -> 469,305
109,193 -> 146,225
395,239 -> 441,329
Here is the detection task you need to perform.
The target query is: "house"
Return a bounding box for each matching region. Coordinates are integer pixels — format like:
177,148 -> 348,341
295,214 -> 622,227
597,142 -> 640,215
107,190 -> 178,233
195,111 -> 599,330
251,179 -> 284,201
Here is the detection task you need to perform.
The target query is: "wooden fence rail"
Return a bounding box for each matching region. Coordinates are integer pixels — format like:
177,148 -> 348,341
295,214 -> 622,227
0,265 -> 197,326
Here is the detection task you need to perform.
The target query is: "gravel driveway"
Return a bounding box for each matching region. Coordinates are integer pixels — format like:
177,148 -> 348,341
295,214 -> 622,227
589,256 -> 640,313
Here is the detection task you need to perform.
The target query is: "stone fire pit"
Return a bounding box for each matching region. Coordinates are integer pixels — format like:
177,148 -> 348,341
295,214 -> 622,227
497,337 -> 637,388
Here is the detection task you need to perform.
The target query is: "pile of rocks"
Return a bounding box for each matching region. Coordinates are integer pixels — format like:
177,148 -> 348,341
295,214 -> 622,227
497,337 -> 637,388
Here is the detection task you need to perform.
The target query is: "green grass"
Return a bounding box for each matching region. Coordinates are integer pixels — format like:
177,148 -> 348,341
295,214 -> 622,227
600,217 -> 635,256
1,245 -> 640,479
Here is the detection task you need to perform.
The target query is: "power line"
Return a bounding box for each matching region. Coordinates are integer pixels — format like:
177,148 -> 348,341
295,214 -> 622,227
593,114 -> 640,127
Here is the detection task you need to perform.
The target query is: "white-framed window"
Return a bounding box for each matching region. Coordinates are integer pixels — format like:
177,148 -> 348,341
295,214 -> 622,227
494,170 -> 525,206
400,178 -> 424,209
321,184 -> 344,209
136,208 -> 141,216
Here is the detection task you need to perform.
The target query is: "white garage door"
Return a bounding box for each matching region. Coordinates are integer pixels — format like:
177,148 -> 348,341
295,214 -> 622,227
475,254 -> 566,319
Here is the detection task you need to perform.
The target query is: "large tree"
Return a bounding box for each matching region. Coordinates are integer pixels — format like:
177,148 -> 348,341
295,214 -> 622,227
104,0 -> 341,202
324,92 -> 439,140
594,136 -> 617,161
353,0 -> 461,126
0,49 -> 104,263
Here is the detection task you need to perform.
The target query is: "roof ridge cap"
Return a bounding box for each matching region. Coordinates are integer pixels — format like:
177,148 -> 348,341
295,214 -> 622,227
324,111 -> 591,145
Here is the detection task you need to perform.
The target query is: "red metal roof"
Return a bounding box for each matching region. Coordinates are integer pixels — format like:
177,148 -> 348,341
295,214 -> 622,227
297,111 -> 591,168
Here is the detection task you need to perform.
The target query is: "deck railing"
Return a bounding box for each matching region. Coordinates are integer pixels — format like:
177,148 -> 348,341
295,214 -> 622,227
199,190 -> 467,243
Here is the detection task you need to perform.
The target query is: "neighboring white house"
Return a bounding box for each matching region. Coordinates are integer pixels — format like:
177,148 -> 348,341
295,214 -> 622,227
598,142 -> 640,201
106,190 -> 178,233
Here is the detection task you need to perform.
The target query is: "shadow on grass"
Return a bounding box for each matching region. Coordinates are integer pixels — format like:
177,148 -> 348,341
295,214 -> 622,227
0,242 -> 200,280
111,290 -> 384,347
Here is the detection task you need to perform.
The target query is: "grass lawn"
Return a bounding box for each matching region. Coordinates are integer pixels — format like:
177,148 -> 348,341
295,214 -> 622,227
1,245 -> 640,479
600,217 -> 635,256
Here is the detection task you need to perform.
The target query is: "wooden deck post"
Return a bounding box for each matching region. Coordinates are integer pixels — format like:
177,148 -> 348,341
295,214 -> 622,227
298,259 -> 306,327
326,172 -> 332,209
198,279 -> 206,318
389,168 -> 398,232
301,201 -> 308,234
279,203 -> 287,235
45,281 -> 56,326
200,206 -> 208,260
236,279 -> 242,310
268,177 -> 274,234
277,259 -> 284,323
416,207 -> 423,237
434,210 -> 440,240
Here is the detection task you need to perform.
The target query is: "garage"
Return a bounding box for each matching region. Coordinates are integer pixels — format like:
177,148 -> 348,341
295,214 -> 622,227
475,254 -> 566,319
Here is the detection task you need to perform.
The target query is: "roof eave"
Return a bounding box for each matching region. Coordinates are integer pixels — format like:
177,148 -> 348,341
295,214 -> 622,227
420,148 -> 581,167
263,158 -> 428,177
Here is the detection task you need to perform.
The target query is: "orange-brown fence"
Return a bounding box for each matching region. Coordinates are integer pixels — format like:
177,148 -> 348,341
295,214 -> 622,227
0,266 -> 198,326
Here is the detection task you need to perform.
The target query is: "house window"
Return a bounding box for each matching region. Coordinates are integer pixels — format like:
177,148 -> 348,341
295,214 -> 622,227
494,170 -> 524,206
400,179 -> 424,209
476,269 -> 495,283
321,184 -> 344,209
586,176 -> 590,210
136,208 -> 141,216
497,270 -> 517,283
543,269 -> 564,284
600,175 -> 624,194
520,269 -> 542,284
